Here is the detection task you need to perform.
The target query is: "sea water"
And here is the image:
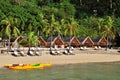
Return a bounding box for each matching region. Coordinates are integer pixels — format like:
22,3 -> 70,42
0,62 -> 120,80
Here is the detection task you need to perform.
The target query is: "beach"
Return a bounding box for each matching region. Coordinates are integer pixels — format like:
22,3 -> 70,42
0,48 -> 120,68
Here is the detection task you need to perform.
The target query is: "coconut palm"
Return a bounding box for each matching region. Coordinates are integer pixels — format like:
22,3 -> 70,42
63,17 -> 79,50
59,19 -> 66,36
63,17 -> 79,37
101,16 -> 115,50
97,17 -> 105,34
27,31 -> 39,52
43,14 -> 58,38
0,17 -> 20,50
43,14 -> 61,51
34,13 -> 48,36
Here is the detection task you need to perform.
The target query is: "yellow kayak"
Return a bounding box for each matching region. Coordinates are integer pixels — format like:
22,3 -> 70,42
4,63 -> 52,70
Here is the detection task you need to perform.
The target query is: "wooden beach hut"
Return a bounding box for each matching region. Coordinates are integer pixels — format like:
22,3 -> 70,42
78,36 -> 94,47
92,37 -> 107,47
63,36 -> 81,47
38,36 -> 47,47
47,36 -> 64,48
11,36 -> 25,47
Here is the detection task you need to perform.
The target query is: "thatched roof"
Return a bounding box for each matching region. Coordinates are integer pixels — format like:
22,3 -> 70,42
92,36 -> 107,46
70,36 -> 81,47
78,36 -> 94,45
47,35 -> 64,45
11,36 -> 25,47
38,36 -> 47,46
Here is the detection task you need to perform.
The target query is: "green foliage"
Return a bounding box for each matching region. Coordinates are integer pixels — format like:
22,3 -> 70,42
114,18 -> 120,34
19,39 -> 28,45
27,31 -> 39,47
0,0 -> 120,44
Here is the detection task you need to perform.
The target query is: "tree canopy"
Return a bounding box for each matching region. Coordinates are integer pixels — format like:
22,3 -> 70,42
0,0 -> 120,41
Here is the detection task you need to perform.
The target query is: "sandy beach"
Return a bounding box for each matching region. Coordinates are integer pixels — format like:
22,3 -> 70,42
0,48 -> 120,68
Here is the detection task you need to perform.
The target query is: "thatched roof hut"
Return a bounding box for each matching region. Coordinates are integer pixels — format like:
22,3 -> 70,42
92,36 -> 107,47
63,36 -> 81,47
38,36 -> 47,47
11,36 -> 25,47
79,36 -> 94,47
62,36 -> 71,47
47,36 -> 64,48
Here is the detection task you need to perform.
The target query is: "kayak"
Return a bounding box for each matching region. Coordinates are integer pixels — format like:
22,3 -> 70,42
4,63 -> 52,70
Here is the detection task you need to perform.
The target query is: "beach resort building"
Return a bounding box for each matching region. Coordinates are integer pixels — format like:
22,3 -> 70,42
78,36 -> 94,47
47,36 -> 64,48
92,37 -> 107,47
63,36 -> 81,48
38,36 -> 47,47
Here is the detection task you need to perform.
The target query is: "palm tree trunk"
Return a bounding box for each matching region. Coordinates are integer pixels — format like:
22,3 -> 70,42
68,37 -> 72,51
106,32 -> 109,51
8,34 -> 11,51
106,36 -> 108,51
50,25 -> 53,51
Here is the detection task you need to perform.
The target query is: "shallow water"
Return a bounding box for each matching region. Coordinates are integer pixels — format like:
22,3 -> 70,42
0,62 -> 120,80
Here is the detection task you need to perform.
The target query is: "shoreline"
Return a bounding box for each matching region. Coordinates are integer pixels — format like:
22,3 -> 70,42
0,49 -> 120,68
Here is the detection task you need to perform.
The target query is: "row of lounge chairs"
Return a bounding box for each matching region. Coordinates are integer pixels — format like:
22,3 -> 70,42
11,47 -> 41,57
11,46 -> 102,56
80,46 -> 102,50
50,47 -> 75,55
12,50 -> 41,57
50,49 -> 74,55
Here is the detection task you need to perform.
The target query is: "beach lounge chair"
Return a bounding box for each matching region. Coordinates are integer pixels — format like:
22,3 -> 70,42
56,50 -> 60,54
84,46 -> 87,50
55,48 -> 62,55
28,50 -> 35,56
94,46 -> 98,50
50,50 -> 57,55
12,51 -> 20,57
94,46 -> 102,50
70,50 -> 75,55
31,47 -> 35,50
98,46 -> 102,49
35,51 -> 41,56
71,47 -> 74,50
69,50 -> 72,53
56,50 -> 62,55
63,49 -> 69,55
80,47 -> 84,50
19,51 -> 27,56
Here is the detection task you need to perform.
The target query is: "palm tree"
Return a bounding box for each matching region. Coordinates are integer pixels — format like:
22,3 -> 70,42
63,17 -> 79,37
59,19 -> 66,37
27,31 -> 39,52
101,16 -> 115,50
0,17 -> 20,50
43,14 -> 60,50
34,13 -> 48,36
63,17 -> 79,50
97,18 -> 105,34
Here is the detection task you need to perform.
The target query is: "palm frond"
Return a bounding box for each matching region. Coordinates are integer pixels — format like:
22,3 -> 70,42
5,25 -> 11,36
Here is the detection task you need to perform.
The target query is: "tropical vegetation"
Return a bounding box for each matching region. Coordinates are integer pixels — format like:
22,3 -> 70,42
0,0 -> 120,47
